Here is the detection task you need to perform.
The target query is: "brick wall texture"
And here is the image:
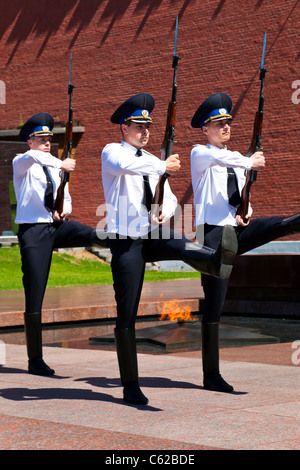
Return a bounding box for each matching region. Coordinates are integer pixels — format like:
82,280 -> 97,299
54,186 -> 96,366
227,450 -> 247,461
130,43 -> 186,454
0,0 -> 299,240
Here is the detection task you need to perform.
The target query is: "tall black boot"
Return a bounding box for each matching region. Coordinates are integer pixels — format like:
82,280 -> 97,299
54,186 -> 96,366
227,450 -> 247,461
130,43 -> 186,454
114,328 -> 148,405
201,322 -> 233,393
182,225 -> 238,279
24,312 -> 55,376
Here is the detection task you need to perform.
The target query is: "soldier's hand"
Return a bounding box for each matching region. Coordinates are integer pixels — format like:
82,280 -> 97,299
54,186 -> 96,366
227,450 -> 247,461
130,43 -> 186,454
165,154 -> 180,174
61,159 -> 76,172
52,210 -> 67,222
250,151 -> 265,170
150,211 -> 166,225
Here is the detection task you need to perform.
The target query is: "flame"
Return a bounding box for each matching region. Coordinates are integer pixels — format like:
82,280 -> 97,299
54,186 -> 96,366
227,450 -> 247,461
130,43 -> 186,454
159,297 -> 196,322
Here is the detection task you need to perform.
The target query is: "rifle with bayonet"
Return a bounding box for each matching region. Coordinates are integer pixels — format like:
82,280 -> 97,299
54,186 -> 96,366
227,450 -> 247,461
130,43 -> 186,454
236,33 -> 267,223
53,53 -> 75,215
151,17 -> 180,219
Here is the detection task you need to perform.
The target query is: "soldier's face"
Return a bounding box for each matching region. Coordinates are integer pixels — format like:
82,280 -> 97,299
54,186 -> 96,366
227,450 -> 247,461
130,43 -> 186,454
28,135 -> 52,152
122,122 -> 151,149
202,119 -> 231,148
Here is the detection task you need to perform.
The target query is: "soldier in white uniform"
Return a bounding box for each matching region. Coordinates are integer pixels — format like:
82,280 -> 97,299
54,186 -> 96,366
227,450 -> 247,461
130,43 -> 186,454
101,93 -> 239,405
13,113 -> 107,376
190,92 -> 300,393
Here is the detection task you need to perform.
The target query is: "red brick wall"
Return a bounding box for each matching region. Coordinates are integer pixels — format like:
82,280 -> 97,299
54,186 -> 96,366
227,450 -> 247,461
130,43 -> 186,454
0,0 -> 299,239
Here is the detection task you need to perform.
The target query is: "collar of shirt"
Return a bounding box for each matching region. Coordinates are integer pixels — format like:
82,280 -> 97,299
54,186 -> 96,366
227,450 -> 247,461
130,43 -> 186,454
121,140 -> 141,155
207,143 -> 227,151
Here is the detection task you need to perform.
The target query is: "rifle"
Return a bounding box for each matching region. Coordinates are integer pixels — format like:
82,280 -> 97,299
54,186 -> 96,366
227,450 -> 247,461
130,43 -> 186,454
151,17 -> 180,219
236,33 -> 267,222
53,53 -> 75,215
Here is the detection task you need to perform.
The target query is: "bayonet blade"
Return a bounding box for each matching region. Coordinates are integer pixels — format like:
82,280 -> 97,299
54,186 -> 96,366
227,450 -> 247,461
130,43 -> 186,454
173,16 -> 178,57
261,32 -> 267,69
69,53 -> 72,85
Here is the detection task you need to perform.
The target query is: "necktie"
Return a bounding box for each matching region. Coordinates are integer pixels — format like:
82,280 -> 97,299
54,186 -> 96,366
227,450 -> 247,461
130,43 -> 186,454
227,167 -> 241,209
136,149 -> 153,212
42,166 -> 54,212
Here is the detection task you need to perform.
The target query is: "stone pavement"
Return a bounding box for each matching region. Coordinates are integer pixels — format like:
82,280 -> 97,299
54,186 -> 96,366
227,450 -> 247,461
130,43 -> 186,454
0,279 -> 299,451
0,342 -> 299,451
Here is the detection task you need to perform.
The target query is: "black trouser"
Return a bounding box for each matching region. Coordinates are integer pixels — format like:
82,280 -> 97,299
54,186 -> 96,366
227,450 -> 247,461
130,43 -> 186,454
109,227 -> 206,329
200,214 -> 300,323
18,221 -> 106,313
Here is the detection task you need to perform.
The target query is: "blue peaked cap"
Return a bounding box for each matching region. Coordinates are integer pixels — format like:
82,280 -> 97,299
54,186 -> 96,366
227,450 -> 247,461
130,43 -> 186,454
19,113 -> 54,142
111,93 -> 155,125
191,93 -> 232,129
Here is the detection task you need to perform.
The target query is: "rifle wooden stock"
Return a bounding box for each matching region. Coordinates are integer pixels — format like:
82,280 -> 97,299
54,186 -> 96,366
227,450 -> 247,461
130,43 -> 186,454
152,173 -> 169,211
236,34 -> 267,223
236,111 -> 263,221
151,57 -> 180,220
151,18 -> 180,220
161,100 -> 176,161
53,120 -> 73,215
152,101 -> 176,216
53,55 -> 74,217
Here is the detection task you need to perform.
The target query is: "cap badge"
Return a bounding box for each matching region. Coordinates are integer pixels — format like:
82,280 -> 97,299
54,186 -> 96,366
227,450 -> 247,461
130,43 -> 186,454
219,108 -> 227,115
42,126 -> 50,132
142,110 -> 149,118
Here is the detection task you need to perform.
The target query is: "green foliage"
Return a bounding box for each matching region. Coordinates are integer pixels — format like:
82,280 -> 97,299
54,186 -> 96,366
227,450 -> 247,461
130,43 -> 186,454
0,245 -> 23,290
0,246 -> 199,291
